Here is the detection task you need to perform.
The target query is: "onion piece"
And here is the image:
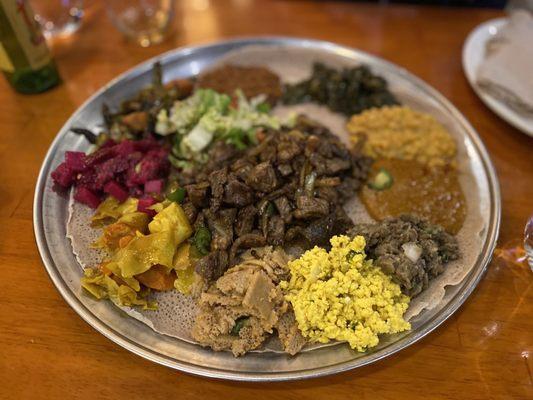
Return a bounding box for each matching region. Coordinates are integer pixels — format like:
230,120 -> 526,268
304,171 -> 317,197
402,242 -> 422,263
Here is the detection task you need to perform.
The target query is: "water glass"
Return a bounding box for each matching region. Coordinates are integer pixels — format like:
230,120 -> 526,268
105,0 -> 174,47
31,0 -> 84,38
524,216 -> 533,270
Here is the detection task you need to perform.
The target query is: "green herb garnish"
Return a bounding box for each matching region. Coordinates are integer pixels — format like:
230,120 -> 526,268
231,317 -> 249,335
346,250 -> 358,261
167,187 -> 186,203
194,226 -> 212,256
256,102 -> 271,113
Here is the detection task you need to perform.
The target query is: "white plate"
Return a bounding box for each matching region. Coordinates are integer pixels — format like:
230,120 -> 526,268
462,17 -> 533,137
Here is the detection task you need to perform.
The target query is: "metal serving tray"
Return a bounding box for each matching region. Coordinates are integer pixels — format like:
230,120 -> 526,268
34,37 -> 501,381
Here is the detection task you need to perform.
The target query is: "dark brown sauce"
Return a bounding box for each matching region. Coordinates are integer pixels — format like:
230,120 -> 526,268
360,158 -> 466,234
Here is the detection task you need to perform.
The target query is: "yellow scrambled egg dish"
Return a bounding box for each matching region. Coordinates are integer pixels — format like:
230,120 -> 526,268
281,235 -> 411,351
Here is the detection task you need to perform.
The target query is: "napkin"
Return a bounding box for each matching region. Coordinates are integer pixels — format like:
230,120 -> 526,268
477,11 -> 533,116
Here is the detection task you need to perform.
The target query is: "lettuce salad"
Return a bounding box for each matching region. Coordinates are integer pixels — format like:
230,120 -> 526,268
155,89 -> 289,168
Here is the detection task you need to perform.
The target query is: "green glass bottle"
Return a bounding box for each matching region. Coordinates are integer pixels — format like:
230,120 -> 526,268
0,0 -> 60,94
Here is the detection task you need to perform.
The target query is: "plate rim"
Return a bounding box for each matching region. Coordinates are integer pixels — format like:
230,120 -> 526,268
33,36 -> 501,381
462,17 -> 533,137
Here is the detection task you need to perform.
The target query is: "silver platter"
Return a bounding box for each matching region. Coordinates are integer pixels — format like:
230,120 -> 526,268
34,37 -> 501,381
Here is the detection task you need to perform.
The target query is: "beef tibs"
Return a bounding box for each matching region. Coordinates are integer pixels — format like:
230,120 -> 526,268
178,116 -> 372,282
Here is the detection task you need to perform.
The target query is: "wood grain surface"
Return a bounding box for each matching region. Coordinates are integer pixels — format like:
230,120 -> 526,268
1,1 -> 532,399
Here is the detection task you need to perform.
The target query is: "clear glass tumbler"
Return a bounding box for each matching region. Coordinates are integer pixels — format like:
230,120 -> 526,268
524,215 -> 533,270
105,0 -> 174,47
31,0 -> 84,38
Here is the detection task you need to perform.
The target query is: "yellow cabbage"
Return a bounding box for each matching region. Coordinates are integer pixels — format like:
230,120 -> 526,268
114,231 -> 176,278
81,268 -> 155,310
110,202 -> 193,278
148,202 -> 192,244
172,243 -> 199,294
84,200 -> 195,308
173,242 -> 193,270
105,261 -> 141,291
92,211 -> 149,251
118,211 -> 150,232
91,197 -> 139,227
174,264 -> 196,295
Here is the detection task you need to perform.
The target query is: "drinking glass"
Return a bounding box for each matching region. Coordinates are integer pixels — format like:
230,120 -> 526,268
105,0 -> 174,47
524,215 -> 533,270
495,216 -> 533,272
31,0 -> 84,38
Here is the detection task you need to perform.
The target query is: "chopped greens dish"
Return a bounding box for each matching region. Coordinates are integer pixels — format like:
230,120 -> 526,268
156,89 -> 285,168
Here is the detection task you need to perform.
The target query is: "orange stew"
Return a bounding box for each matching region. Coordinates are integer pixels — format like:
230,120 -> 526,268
360,158 -> 466,234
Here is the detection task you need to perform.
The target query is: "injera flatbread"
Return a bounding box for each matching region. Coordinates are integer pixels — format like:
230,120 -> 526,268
67,45 -> 486,351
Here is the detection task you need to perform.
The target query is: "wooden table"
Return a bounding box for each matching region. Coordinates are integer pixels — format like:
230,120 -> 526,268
1,1 -> 532,399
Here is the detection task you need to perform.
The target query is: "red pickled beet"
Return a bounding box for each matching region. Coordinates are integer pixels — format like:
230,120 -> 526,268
74,187 -> 101,209
137,196 -> 157,216
51,162 -> 75,188
64,151 -> 87,172
50,139 -> 171,206
84,146 -> 115,167
103,181 -> 129,202
99,139 -> 117,149
113,140 -> 137,156
96,157 -> 130,188
144,179 -> 164,194
135,138 -> 160,152
126,153 -> 170,186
